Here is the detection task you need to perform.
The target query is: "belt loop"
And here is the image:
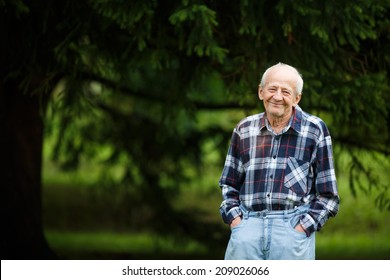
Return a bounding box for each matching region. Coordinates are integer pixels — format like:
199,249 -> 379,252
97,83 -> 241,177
302,204 -> 309,215
283,209 -> 289,221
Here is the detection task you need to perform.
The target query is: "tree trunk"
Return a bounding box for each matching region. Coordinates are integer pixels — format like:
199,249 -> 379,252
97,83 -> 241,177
0,80 -> 56,259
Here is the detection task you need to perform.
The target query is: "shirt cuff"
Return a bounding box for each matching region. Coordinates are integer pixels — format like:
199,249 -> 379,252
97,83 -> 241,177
300,213 -> 316,236
221,206 -> 242,224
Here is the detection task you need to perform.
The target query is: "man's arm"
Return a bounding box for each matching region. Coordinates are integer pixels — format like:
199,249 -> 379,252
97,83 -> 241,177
301,133 -> 340,236
219,128 -> 245,224
219,185 -> 242,224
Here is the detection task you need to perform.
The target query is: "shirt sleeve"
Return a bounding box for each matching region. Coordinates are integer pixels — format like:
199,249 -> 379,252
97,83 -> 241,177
219,127 -> 245,224
301,129 -> 340,236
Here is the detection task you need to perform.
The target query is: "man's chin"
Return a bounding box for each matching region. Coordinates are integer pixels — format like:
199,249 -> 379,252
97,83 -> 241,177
267,109 -> 284,118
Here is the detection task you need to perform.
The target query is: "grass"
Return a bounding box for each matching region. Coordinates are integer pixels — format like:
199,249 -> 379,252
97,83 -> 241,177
43,179 -> 389,260
42,144 -> 389,260
45,231 -> 211,260
316,233 -> 390,260
45,230 -> 389,260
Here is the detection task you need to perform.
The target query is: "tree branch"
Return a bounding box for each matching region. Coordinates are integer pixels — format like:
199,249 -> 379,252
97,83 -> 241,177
78,72 -> 256,110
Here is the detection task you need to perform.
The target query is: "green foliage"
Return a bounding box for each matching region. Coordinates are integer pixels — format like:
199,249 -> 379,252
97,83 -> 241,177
169,3 -> 228,62
2,0 -> 390,212
276,0 -> 381,50
91,0 -> 156,51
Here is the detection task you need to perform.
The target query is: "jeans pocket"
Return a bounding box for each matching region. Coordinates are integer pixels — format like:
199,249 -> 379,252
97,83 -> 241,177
286,215 -> 307,238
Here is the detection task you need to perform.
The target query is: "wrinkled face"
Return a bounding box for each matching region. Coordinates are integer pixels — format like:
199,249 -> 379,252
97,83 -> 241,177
258,67 -> 301,119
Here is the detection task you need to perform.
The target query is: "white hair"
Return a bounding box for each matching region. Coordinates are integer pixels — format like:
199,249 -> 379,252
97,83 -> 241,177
260,62 -> 304,95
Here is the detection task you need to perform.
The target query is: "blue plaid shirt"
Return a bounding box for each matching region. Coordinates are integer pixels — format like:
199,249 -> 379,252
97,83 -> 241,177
219,105 -> 339,236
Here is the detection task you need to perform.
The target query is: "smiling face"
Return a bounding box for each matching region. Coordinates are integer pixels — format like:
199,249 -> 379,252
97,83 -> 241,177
258,66 -> 301,121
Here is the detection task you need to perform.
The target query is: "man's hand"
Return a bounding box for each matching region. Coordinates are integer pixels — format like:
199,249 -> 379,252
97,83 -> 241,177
294,223 -> 305,233
230,216 -> 242,228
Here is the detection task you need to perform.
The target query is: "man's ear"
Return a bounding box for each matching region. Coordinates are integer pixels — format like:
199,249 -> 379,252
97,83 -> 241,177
293,93 -> 302,107
258,86 -> 263,100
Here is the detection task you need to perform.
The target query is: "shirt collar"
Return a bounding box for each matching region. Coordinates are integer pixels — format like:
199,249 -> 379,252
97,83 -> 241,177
259,105 -> 302,135
291,105 -> 302,134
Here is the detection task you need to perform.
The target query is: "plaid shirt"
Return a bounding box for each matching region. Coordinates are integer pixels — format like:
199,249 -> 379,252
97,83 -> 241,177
219,105 -> 339,236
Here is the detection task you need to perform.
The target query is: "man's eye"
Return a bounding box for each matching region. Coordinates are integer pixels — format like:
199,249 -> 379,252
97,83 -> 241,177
282,91 -> 291,95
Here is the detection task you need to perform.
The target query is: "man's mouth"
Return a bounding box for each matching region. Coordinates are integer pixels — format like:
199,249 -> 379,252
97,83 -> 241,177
269,102 -> 284,107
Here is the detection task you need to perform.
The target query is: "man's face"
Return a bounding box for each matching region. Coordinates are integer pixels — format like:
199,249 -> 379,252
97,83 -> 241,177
258,67 -> 301,120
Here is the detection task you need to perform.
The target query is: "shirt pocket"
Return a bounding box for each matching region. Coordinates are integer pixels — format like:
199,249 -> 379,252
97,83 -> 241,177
284,157 -> 311,196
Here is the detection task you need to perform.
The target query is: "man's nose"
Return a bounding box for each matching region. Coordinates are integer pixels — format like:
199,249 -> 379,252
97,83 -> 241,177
272,89 -> 283,100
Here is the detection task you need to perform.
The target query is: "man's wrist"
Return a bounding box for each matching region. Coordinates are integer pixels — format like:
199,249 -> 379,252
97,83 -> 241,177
225,206 -> 242,225
230,216 -> 242,227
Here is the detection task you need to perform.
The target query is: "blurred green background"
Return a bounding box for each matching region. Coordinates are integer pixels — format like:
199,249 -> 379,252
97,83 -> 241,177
2,0 -> 389,260
42,110 -> 390,259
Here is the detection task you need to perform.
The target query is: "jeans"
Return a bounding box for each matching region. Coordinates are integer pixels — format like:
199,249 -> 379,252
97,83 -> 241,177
224,205 -> 315,260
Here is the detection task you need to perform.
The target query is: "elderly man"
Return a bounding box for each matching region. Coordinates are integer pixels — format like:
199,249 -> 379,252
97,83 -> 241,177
219,62 -> 339,260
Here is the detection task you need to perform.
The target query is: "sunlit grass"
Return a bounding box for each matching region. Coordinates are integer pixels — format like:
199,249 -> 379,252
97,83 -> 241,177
45,230 -> 209,259
316,232 -> 390,260
43,179 -> 390,259
45,230 -> 389,260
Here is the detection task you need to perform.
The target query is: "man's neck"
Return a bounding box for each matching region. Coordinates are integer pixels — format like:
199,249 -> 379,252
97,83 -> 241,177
267,112 -> 293,134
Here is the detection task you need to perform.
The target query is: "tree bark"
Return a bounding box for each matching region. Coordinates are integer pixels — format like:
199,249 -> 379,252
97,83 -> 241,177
0,80 -> 56,259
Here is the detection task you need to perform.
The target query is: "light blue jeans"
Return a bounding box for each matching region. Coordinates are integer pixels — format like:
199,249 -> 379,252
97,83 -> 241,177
224,205 -> 315,260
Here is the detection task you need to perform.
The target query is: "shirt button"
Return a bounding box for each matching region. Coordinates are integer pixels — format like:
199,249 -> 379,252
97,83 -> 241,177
267,193 -> 270,197
273,155 -> 276,159
270,175 -> 273,179
275,136 -> 280,140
